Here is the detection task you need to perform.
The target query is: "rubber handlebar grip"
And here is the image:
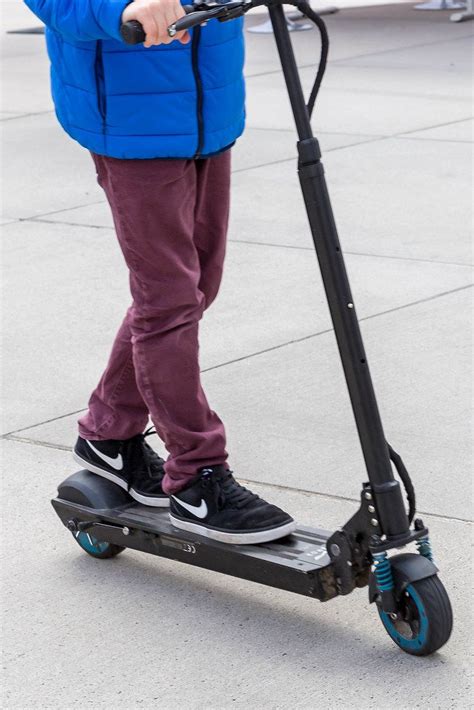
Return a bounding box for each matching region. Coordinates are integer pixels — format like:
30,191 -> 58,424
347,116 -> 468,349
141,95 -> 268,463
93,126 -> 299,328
120,20 -> 146,44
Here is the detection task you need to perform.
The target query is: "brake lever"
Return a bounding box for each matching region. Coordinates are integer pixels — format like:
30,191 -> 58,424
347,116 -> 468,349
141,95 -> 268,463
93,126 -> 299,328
168,2 -> 246,36
168,7 -> 224,36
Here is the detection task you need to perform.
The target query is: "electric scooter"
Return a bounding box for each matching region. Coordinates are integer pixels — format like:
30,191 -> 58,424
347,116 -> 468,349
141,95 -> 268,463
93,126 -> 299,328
52,0 -> 453,656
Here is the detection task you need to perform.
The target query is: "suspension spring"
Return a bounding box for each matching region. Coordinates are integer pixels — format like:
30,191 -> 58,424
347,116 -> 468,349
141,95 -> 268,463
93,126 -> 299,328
416,535 -> 434,562
372,551 -> 394,593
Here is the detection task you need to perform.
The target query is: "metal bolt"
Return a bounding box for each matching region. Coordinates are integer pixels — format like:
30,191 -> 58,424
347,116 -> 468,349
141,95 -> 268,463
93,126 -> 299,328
122,527 -> 130,536
347,560 -> 352,567
364,491 -> 372,500
330,543 -> 341,557
347,302 -> 354,309
389,613 -> 398,621
368,505 -> 375,513
370,518 -> 379,527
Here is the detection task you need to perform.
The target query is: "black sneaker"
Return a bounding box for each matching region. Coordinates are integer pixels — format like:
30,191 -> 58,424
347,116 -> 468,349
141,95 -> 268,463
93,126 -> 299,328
169,465 -> 296,544
72,427 -> 169,507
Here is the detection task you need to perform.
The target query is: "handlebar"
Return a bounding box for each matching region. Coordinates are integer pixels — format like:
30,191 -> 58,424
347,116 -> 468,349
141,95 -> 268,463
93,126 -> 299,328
120,1 -> 256,44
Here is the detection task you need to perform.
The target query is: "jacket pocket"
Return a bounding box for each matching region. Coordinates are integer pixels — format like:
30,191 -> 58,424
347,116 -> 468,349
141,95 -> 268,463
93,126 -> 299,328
94,40 -> 107,124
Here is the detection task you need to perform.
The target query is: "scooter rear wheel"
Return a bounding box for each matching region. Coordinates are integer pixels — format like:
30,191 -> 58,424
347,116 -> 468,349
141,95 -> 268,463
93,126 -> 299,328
377,575 -> 452,656
73,530 -> 125,559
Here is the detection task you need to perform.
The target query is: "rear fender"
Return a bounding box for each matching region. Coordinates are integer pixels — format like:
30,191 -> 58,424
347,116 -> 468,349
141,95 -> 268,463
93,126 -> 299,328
56,469 -> 130,509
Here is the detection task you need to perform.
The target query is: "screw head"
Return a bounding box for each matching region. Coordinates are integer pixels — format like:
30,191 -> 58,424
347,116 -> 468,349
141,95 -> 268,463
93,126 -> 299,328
364,491 -> 372,500
347,302 -> 354,309
330,543 -> 341,557
370,518 -> 379,527
368,505 -> 375,513
122,527 -> 130,536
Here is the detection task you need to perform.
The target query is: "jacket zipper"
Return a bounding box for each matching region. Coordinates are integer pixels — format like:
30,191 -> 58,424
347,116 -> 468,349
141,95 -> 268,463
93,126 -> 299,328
191,27 -> 204,158
95,40 -> 107,128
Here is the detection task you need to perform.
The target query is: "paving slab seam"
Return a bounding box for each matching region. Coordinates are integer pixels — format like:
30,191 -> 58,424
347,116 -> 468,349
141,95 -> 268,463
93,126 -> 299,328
232,135 -> 390,174
0,109 -> 54,122
244,119 -> 473,148
14,198 -> 107,223
348,91 -> 472,104
244,32 -> 474,81
4,434 -> 473,525
0,219 -> 21,226
293,84 -> 472,103
243,477 -> 473,525
2,408 -> 87,437
3,434 -> 72,452
248,125 -> 379,137
398,115 -> 474,137
200,282 -> 473,374
325,32 -> 474,67
399,136 -> 473,146
2,284 -> 472,438
242,122 -> 473,167
227,239 -> 474,269
14,219 -> 473,269
28,217 -> 107,230
233,127 -> 471,176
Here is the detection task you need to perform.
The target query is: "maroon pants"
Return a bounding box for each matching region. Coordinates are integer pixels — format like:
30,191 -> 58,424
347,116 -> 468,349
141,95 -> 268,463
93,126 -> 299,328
78,151 -> 231,494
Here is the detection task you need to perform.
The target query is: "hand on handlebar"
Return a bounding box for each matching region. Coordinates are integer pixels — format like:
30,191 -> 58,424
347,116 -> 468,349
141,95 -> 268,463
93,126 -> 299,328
121,0 -> 190,47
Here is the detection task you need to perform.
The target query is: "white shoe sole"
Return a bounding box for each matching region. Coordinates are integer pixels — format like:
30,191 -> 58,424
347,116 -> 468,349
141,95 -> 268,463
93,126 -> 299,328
72,450 -> 170,508
169,514 -> 296,545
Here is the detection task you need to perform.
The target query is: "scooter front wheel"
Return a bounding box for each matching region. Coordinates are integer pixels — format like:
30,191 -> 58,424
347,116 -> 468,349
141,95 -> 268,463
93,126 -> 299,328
377,575 -> 453,656
73,530 -> 125,559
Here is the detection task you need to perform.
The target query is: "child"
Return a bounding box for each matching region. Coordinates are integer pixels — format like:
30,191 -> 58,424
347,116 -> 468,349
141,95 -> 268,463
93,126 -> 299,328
25,0 -> 295,544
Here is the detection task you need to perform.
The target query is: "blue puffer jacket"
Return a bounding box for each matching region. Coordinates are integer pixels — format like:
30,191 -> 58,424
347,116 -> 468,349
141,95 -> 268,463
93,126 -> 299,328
24,0 -> 245,158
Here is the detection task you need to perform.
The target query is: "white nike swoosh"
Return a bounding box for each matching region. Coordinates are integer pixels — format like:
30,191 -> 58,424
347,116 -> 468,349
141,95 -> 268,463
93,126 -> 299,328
86,440 -> 123,471
172,496 -> 208,519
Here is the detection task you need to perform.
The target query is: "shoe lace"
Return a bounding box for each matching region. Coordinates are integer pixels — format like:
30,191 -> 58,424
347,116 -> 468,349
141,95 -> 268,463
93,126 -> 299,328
216,469 -> 260,510
122,427 -> 163,490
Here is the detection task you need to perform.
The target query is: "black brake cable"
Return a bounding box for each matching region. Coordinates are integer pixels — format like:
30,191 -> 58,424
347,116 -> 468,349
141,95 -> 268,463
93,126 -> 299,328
293,0 -> 329,118
387,444 -> 416,524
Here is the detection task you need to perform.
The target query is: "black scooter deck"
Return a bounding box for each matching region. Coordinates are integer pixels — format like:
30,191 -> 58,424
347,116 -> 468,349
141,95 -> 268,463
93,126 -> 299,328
52,470 -> 339,602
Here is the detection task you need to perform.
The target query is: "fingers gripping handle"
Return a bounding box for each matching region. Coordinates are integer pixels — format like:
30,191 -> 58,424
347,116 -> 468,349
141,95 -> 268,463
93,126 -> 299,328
120,6 -> 197,44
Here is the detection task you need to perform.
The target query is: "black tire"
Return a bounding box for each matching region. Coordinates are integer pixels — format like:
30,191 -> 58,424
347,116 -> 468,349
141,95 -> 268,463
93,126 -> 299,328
377,575 -> 453,656
73,530 -> 125,559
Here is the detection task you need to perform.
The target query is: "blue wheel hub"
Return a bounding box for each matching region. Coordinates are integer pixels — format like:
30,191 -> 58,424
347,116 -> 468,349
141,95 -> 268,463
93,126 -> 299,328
75,531 -> 111,555
379,584 -> 429,651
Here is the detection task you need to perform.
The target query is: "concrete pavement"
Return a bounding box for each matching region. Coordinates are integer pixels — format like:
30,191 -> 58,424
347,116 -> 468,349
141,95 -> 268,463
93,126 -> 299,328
1,2 -> 473,708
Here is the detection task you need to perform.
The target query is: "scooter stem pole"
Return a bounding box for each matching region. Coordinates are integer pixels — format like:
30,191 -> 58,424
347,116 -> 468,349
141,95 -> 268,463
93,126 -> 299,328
267,2 -> 313,141
267,1 -> 409,538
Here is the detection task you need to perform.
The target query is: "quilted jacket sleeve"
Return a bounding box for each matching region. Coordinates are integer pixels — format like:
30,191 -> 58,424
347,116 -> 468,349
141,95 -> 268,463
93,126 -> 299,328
24,0 -> 132,42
